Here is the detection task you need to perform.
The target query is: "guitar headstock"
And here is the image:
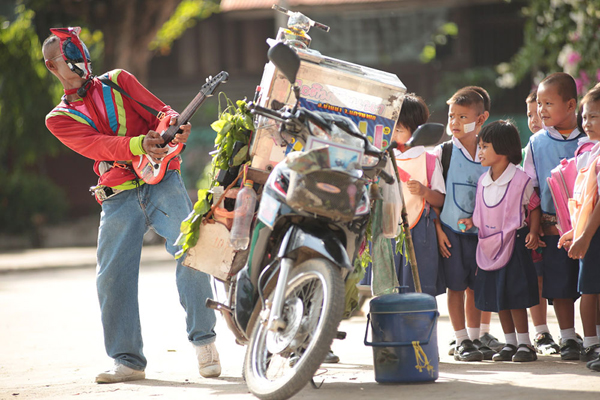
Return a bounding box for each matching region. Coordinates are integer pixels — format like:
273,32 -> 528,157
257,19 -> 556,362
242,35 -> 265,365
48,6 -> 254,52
202,71 -> 229,96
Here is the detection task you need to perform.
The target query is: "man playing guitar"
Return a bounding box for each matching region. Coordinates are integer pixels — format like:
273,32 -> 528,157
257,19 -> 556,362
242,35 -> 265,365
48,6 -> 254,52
43,27 -> 220,383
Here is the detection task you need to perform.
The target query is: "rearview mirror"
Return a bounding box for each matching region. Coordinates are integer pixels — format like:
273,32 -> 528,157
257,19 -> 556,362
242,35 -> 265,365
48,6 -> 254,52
268,42 -> 300,84
405,123 -> 445,148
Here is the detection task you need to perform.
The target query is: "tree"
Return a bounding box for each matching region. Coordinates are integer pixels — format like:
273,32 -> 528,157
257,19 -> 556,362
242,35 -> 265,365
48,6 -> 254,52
497,0 -> 600,95
0,5 -> 67,241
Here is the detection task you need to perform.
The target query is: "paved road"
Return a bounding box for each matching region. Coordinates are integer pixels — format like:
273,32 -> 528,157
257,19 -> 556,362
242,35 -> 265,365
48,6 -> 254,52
1,252 -> 600,399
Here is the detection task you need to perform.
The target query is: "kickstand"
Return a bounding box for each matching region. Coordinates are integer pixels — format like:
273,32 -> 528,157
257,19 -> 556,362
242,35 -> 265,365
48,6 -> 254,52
310,378 -> 325,389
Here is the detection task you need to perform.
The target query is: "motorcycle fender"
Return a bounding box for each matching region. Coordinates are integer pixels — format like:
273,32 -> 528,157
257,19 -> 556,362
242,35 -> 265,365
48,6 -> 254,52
281,225 -> 353,272
234,266 -> 256,334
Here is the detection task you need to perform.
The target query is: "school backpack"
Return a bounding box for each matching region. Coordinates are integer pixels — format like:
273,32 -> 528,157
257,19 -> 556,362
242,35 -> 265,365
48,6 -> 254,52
440,141 -> 453,181
569,154 -> 600,241
396,152 -> 437,185
546,142 -> 594,235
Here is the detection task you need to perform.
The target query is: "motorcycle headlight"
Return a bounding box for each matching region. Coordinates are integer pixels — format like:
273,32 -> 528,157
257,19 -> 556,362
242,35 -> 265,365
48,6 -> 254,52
361,155 -> 379,168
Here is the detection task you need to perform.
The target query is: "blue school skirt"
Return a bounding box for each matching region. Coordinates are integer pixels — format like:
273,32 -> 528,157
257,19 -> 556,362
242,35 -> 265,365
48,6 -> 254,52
440,225 -> 478,291
395,209 -> 445,297
474,227 -> 539,312
579,229 -> 600,294
540,235 -> 580,300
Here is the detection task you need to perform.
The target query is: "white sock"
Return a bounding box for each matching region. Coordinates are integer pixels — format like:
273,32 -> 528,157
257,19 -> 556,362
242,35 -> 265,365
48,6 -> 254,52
455,329 -> 469,345
504,332 -> 517,347
560,328 -> 577,342
596,325 -> 600,338
480,323 -> 490,335
583,336 -> 600,349
534,324 -> 549,335
517,333 -> 532,351
467,327 -> 481,341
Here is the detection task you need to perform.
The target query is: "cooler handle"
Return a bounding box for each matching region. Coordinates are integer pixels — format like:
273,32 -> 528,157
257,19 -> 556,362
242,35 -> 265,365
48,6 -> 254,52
363,311 -> 439,347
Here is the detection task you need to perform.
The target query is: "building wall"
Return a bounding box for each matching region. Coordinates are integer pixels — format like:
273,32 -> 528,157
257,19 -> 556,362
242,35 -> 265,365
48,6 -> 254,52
148,0 -> 528,120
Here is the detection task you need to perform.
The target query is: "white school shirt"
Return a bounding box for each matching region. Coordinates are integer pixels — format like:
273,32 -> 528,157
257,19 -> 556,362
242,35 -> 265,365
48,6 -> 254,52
522,125 -> 582,188
480,163 -> 534,227
393,146 -> 446,194
432,135 -> 482,165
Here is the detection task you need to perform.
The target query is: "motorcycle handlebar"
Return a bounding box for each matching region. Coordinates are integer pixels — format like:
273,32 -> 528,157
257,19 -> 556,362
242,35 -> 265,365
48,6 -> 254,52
248,102 -> 287,122
379,169 -> 395,185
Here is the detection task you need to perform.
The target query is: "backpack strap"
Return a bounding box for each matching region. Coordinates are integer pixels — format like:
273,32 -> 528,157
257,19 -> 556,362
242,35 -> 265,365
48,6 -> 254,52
425,152 -> 436,188
575,141 -> 595,157
98,77 -> 164,119
441,140 -> 453,182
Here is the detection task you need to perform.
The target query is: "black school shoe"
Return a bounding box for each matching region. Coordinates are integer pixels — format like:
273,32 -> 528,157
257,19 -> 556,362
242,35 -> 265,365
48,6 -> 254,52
533,332 -> 560,355
448,339 -> 456,356
472,339 -> 495,360
454,339 -> 484,362
512,344 -> 538,362
580,344 -> 600,362
587,358 -> 600,371
479,332 -> 505,353
492,344 -> 518,361
323,350 -> 340,364
560,339 -> 582,360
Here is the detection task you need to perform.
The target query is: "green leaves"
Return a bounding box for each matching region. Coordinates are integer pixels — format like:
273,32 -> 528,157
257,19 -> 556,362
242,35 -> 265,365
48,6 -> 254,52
176,94 -> 255,259
499,0 -> 600,94
175,189 -> 210,258
209,93 -> 254,184
150,0 -> 220,55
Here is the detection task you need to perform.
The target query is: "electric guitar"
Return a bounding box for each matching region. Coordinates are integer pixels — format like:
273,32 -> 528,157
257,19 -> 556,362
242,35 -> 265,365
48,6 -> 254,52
133,71 -> 229,184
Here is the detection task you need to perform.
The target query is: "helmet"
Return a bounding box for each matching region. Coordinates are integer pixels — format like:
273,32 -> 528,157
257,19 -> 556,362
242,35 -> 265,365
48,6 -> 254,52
50,27 -> 92,80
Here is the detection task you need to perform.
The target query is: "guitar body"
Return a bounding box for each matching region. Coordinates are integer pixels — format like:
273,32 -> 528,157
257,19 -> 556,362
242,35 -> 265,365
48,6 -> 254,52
130,71 -> 229,184
132,117 -> 184,185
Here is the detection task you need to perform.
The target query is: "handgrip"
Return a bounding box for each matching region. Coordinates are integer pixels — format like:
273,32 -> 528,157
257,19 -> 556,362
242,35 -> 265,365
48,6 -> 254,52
379,169 -> 395,185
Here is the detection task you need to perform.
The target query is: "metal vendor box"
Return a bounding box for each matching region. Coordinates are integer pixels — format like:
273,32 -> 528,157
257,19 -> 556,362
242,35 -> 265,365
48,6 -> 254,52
250,48 -> 407,172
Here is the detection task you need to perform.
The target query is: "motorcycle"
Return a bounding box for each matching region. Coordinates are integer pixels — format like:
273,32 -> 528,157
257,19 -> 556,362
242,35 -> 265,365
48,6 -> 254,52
206,42 -> 444,400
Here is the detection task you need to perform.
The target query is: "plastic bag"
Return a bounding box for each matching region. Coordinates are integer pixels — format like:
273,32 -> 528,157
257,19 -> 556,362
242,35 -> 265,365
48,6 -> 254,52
380,160 -> 402,238
371,199 -> 400,296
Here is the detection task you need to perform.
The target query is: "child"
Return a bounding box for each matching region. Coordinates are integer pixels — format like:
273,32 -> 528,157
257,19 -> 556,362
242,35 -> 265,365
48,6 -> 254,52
434,87 -> 494,361
461,120 -> 541,362
392,93 -> 446,297
464,87 -> 503,354
558,85 -> 600,371
522,72 -> 586,360
525,88 -> 560,355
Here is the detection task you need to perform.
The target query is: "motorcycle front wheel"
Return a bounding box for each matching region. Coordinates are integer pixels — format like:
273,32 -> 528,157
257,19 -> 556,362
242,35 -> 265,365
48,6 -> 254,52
244,258 -> 345,400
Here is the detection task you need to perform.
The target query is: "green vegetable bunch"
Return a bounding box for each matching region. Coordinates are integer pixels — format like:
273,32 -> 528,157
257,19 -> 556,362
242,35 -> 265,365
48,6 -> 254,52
175,188 -> 210,259
209,94 -> 255,187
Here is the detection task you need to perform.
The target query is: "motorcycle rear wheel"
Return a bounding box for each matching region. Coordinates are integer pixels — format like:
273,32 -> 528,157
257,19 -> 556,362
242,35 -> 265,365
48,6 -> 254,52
244,258 -> 344,400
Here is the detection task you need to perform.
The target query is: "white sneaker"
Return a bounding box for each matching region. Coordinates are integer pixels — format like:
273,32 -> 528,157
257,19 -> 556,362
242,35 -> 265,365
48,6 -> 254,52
95,362 -> 146,384
195,342 -> 221,378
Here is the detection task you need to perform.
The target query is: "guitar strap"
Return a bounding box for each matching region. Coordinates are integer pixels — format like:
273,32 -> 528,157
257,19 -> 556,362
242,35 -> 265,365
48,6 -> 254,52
98,77 -> 165,120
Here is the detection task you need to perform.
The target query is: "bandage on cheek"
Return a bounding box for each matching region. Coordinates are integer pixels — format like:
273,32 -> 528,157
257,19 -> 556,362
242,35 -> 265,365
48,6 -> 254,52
463,121 -> 476,133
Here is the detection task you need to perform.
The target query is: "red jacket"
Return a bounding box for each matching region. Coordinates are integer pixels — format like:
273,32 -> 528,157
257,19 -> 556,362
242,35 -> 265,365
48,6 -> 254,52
45,69 -> 180,188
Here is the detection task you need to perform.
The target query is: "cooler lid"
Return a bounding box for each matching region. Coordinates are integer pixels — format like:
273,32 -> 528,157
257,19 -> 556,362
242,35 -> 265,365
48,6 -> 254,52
369,292 -> 437,314
296,48 -> 406,91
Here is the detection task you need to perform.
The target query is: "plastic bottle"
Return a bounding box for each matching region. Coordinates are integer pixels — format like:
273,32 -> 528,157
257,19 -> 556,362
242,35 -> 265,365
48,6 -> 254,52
229,180 -> 257,250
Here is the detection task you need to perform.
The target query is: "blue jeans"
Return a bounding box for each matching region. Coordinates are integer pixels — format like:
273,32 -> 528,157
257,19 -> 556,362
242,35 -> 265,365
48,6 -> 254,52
96,171 -> 216,370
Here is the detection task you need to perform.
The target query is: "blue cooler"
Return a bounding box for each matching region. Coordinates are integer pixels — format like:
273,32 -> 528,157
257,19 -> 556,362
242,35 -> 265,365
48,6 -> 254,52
364,292 -> 439,383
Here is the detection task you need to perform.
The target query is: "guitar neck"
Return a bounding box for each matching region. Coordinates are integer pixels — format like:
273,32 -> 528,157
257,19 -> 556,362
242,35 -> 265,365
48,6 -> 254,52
160,71 -> 228,144
162,91 -> 207,143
